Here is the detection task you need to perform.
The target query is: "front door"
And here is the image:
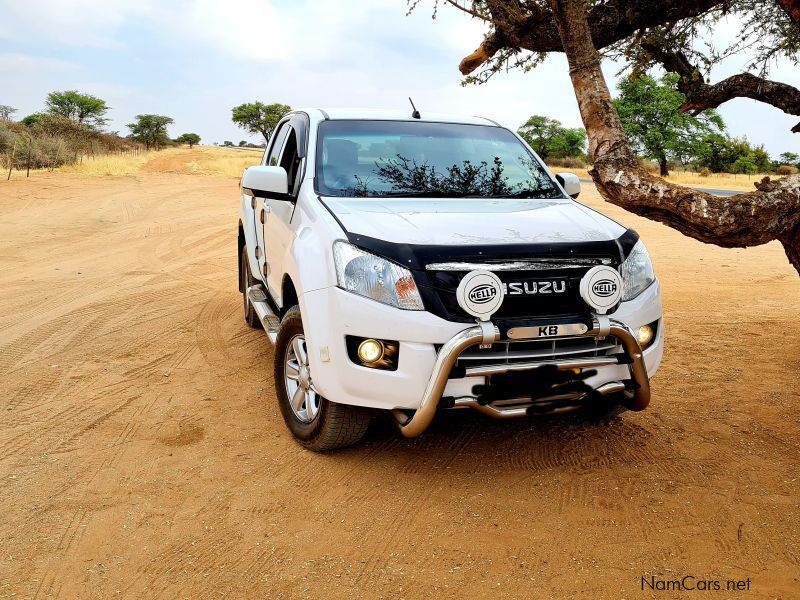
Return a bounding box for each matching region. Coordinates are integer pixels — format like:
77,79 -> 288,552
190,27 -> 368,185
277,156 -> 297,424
255,121 -> 290,295
263,125 -> 303,304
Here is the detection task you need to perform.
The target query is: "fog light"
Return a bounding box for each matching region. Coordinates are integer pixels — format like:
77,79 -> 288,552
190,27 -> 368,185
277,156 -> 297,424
637,324 -> 654,347
357,339 -> 384,364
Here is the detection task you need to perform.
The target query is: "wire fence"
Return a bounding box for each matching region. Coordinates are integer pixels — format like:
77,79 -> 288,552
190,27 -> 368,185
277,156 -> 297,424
3,138 -> 149,181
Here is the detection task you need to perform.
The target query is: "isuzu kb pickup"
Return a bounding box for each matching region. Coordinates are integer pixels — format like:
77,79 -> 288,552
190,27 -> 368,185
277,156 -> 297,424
238,108 -> 663,450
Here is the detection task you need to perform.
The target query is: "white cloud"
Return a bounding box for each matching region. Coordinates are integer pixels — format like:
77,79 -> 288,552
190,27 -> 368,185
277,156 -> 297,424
0,0 -> 152,47
0,0 -> 797,154
0,53 -> 76,73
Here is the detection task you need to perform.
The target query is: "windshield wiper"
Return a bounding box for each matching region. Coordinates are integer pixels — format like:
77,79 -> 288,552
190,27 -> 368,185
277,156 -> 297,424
491,189 -> 543,199
374,191 -> 470,198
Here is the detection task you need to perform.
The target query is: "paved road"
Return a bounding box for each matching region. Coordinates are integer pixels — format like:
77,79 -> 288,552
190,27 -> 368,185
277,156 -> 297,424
579,177 -> 741,197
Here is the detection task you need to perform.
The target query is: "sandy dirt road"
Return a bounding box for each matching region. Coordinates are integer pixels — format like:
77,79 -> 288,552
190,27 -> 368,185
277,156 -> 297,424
1,164 -> 799,599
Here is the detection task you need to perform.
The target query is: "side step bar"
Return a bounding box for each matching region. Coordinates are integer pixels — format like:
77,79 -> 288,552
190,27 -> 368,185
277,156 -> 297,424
246,285 -> 280,344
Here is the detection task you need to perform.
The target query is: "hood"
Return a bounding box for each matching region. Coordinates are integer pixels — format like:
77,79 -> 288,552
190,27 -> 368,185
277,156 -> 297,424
322,197 -> 626,246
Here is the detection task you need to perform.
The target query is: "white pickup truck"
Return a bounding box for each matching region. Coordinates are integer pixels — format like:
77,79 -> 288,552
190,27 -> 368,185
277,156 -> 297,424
238,108 -> 663,450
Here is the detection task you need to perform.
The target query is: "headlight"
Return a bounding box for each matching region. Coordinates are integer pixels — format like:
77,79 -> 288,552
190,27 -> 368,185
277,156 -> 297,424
333,241 -> 424,310
620,240 -> 655,301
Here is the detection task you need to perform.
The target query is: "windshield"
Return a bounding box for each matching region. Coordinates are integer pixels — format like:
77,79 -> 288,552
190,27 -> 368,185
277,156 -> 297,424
315,120 -> 564,199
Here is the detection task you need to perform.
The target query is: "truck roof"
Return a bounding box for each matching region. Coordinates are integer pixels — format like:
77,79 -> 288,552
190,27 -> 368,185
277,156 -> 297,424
295,108 -> 500,127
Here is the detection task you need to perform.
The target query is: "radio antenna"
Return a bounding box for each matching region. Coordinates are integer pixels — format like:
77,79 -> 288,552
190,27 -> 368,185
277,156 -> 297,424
408,97 -> 421,119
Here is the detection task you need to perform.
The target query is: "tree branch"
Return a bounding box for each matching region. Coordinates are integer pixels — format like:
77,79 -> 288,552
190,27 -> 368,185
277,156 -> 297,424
777,0 -> 800,26
641,42 -> 800,133
443,0 -> 490,20
457,0 -> 721,75
548,0 -> 800,276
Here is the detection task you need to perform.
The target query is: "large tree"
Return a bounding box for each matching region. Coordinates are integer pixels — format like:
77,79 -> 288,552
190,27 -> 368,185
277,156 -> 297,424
418,0 -> 800,275
45,90 -> 109,129
231,102 -> 291,142
0,105 -> 16,121
517,115 -> 586,161
614,73 -> 724,175
127,114 -> 174,150
176,133 -> 201,148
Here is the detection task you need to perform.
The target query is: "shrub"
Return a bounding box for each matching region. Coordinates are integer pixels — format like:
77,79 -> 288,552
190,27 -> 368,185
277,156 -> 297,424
0,118 -> 136,170
640,160 -> 660,174
776,165 -> 798,176
699,167 -> 711,177
547,156 -> 586,169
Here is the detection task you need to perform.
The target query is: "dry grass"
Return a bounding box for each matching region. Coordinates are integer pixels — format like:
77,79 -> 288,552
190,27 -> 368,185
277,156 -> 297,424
179,146 -> 263,178
39,146 -> 262,178
55,150 -> 163,176
553,166 -> 783,192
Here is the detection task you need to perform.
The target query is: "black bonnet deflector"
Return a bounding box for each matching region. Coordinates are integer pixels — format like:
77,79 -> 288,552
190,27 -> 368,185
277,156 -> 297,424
344,229 -> 640,271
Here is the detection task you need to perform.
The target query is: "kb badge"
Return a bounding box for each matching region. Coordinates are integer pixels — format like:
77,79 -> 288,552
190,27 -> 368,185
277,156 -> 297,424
456,270 -> 505,321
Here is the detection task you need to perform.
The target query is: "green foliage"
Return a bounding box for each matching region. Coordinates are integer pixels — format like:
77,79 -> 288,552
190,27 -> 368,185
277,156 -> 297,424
21,113 -> 47,127
614,73 -> 725,175
176,133 -> 201,148
127,114 -> 174,150
223,140 -> 234,147
695,134 -> 772,173
45,90 -> 109,129
778,152 -> 800,169
731,155 -> 758,174
231,102 -> 291,142
517,115 -> 586,161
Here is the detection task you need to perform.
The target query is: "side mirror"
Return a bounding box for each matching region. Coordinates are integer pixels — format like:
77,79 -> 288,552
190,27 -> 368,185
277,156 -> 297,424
241,165 -> 289,199
555,172 -> 581,199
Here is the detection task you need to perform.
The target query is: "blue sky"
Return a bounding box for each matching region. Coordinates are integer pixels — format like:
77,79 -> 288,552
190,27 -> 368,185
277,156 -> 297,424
1,0 -> 798,156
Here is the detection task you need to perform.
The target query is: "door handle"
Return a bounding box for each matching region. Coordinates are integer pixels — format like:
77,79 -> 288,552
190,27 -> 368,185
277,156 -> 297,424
260,206 -> 270,224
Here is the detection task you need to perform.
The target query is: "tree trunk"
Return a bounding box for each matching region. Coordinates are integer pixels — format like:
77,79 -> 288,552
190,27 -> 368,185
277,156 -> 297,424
549,0 -> 800,276
658,155 -> 669,177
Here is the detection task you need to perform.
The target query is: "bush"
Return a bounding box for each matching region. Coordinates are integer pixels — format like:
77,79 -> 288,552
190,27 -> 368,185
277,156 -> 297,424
776,165 -> 798,176
0,118 -> 136,170
640,160 -> 660,174
547,156 -> 586,169
699,167 -> 711,177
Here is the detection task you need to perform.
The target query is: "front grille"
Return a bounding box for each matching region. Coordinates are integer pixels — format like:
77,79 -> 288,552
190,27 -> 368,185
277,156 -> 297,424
419,265 -> 602,322
455,335 -> 620,369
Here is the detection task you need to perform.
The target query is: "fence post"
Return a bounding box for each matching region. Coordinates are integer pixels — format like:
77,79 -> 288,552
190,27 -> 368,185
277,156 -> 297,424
26,136 -> 32,178
7,140 -> 16,181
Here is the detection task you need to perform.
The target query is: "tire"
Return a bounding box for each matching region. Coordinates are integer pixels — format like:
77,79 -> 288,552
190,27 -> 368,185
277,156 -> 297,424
240,245 -> 260,329
274,306 -> 371,451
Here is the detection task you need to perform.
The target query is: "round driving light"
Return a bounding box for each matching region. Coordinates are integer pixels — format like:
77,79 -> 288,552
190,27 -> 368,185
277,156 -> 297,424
637,324 -> 654,347
357,339 -> 384,364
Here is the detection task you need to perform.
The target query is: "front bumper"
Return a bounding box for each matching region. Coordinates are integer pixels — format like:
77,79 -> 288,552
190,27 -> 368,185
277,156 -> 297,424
391,315 -> 650,437
300,281 -> 663,426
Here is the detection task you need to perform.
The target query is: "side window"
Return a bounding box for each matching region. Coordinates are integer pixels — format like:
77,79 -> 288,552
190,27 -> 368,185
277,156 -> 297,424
279,129 -> 302,196
264,123 -> 290,166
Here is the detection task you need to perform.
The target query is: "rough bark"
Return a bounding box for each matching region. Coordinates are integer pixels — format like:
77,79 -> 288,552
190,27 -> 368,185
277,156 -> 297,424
458,0 -> 721,75
658,155 -> 669,177
549,0 -> 800,275
777,0 -> 800,26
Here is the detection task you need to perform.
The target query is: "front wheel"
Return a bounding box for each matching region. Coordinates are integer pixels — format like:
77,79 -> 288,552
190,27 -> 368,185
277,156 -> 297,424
274,306 -> 371,451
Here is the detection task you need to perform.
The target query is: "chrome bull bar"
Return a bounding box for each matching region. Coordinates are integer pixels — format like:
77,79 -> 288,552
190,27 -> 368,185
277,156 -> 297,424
392,315 -> 651,438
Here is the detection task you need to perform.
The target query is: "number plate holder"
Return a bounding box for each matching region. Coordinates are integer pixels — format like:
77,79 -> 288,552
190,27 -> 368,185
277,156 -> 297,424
507,323 -> 589,340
